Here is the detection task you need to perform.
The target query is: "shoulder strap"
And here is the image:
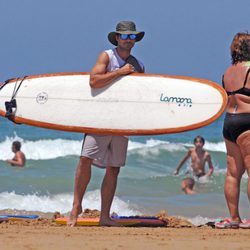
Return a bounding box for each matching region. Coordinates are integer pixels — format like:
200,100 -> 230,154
222,75 -> 225,88
126,55 -> 144,73
243,68 -> 250,87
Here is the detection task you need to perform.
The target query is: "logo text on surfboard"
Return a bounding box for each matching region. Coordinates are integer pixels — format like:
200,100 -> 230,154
160,93 -> 192,107
36,92 -> 48,104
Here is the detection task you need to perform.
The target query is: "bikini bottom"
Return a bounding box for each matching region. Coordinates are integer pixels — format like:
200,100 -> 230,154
223,113 -> 250,143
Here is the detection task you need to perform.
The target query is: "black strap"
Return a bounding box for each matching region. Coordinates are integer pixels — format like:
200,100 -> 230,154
243,68 -> 250,87
126,55 -> 144,73
11,76 -> 26,100
0,78 -> 16,91
222,75 -> 225,88
4,76 -> 26,123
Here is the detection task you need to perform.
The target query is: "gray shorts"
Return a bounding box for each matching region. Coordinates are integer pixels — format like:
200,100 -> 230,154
81,134 -> 128,168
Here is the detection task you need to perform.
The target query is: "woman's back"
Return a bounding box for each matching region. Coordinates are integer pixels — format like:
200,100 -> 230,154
223,62 -> 250,113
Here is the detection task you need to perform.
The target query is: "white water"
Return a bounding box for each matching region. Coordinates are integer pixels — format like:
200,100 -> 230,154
0,190 -> 227,226
0,190 -> 141,216
0,135 -> 226,160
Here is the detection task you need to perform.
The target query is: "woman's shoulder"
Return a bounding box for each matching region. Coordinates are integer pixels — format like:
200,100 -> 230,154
224,63 -> 248,82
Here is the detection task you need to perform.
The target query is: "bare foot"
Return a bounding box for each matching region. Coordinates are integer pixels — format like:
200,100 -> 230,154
67,207 -> 82,227
99,217 -> 122,227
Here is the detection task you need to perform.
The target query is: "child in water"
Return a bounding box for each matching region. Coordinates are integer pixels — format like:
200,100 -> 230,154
181,177 -> 196,195
174,136 -> 214,178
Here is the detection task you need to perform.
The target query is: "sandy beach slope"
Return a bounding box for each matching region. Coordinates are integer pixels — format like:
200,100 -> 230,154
1,218 -> 250,250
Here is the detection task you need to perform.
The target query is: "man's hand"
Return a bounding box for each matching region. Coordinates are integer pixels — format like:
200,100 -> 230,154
118,63 -> 135,75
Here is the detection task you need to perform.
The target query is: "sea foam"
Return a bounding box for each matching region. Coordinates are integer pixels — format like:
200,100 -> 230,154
0,135 -> 226,161
0,190 -> 141,215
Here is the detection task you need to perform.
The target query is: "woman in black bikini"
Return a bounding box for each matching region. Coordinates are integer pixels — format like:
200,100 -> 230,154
215,32 -> 250,229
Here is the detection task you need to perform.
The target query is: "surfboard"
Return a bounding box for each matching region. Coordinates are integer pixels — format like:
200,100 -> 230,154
2,214 -> 39,221
0,72 -> 227,135
0,215 -> 8,222
55,216 -> 166,227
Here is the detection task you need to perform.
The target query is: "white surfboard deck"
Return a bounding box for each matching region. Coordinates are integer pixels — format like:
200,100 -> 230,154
0,72 -> 227,135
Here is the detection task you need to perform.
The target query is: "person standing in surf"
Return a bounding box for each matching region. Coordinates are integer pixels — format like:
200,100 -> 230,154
215,32 -> 250,229
68,21 -> 145,227
174,136 -> 214,178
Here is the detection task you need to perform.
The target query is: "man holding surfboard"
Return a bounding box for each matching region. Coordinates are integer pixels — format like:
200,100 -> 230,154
68,21 -> 145,227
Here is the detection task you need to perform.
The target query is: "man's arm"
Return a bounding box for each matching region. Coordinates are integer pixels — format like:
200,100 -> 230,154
206,154 -> 214,176
89,52 -> 135,88
174,150 -> 191,175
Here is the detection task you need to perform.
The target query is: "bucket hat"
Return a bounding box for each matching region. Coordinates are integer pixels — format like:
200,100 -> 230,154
108,21 -> 145,46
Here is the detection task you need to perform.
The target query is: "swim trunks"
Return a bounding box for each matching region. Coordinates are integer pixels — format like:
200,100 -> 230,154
81,134 -> 128,168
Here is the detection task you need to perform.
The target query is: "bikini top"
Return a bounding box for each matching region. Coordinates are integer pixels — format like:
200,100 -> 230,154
222,68 -> 250,96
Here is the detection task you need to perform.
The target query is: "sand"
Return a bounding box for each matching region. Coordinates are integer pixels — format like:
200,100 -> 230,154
1,222 -> 250,250
1,211 -> 250,250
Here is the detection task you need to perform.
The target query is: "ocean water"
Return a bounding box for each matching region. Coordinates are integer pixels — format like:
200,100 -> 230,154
0,115 -> 249,226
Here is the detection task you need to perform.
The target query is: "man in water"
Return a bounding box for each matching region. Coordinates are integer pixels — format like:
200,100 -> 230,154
174,136 -> 214,177
6,141 -> 26,167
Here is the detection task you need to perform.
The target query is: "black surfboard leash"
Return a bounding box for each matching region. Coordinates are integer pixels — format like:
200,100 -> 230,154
4,76 -> 27,123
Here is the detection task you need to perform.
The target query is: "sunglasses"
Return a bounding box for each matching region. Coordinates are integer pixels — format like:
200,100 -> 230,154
119,34 -> 137,40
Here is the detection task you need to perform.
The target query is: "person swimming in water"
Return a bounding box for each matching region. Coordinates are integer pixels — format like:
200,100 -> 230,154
181,177 -> 196,195
6,141 -> 26,167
